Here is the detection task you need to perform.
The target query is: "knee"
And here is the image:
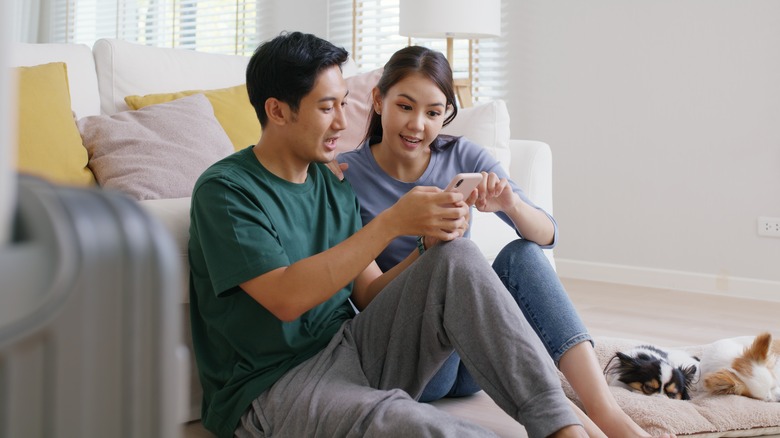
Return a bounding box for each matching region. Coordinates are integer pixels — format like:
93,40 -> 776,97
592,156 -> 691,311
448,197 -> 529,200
430,238 -> 482,260
494,239 -> 544,268
425,239 -> 490,274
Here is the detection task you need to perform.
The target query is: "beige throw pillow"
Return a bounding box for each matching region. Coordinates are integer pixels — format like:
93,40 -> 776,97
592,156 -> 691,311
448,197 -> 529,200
339,68 -> 383,153
78,93 -> 234,200
124,84 -> 261,152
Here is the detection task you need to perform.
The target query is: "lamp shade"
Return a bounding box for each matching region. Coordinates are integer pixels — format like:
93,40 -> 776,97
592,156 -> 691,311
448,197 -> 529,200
399,0 -> 501,39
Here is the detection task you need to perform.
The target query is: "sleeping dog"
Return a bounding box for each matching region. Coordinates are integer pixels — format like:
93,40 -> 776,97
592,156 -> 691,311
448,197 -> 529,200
699,332 -> 780,402
604,344 -> 700,400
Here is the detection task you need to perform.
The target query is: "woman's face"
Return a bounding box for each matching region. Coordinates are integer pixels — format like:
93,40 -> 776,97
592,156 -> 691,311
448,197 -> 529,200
373,73 -> 450,162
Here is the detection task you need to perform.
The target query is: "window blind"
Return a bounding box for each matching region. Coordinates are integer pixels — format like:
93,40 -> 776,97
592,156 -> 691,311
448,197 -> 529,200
48,0 -> 264,56
327,0 -> 507,104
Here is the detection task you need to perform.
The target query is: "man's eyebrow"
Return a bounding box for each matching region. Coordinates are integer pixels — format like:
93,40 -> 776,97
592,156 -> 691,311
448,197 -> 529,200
399,93 -> 445,107
318,90 -> 349,103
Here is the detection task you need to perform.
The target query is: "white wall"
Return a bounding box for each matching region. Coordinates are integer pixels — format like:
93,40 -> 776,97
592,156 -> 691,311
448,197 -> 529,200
278,0 -> 780,299
504,1 -> 780,299
264,1 -> 329,40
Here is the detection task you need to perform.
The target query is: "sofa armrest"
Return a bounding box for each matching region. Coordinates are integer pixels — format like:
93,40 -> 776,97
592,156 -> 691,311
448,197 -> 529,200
470,139 -> 556,269
508,139 -> 553,216
137,197 -> 192,303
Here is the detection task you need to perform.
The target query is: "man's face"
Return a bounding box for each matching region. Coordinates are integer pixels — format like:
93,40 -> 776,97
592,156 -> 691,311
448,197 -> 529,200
287,65 -> 349,164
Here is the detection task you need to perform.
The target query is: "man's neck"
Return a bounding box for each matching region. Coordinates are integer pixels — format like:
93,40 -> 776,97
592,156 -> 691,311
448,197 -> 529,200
253,137 -> 309,184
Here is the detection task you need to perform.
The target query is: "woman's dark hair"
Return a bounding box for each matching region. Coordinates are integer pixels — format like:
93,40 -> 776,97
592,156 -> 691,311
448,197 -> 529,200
364,46 -> 458,145
246,31 -> 349,128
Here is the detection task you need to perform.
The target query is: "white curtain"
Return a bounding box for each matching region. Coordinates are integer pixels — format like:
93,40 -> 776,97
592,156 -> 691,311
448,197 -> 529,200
33,0 -> 267,55
10,0 -> 43,43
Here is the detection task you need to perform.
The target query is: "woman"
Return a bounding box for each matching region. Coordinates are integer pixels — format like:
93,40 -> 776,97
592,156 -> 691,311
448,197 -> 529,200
337,46 -> 658,438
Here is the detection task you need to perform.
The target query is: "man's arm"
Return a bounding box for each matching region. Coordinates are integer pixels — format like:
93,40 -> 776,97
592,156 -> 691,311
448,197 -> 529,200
240,186 -> 469,321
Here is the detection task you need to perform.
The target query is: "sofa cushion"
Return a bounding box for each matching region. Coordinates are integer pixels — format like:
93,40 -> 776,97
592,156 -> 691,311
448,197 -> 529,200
125,84 -> 261,152
339,68 -> 383,153
14,62 -> 95,186
93,38 -> 249,115
441,99 -> 511,171
77,93 -> 234,200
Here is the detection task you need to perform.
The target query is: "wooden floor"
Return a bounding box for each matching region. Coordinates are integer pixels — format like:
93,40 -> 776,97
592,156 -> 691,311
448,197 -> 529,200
562,277 -> 780,348
182,278 -> 780,437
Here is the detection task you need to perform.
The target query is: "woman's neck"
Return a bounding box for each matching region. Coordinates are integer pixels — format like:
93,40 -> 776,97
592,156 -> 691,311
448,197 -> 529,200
370,140 -> 430,183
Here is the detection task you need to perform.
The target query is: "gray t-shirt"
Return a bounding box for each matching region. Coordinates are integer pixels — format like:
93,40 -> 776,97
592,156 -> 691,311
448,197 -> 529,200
338,135 -> 557,272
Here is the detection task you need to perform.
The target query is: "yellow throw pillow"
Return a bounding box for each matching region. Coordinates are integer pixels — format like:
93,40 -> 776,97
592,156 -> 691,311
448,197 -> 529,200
15,62 -> 95,186
125,85 -> 261,152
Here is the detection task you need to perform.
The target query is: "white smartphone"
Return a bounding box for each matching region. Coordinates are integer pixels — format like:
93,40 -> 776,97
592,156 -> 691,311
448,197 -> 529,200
444,172 -> 482,197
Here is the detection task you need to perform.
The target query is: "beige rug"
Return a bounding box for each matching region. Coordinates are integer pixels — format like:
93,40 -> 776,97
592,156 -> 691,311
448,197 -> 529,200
561,337 -> 780,437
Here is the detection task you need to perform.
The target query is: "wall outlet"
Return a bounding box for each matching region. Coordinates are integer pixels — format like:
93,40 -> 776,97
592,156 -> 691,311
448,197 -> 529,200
757,216 -> 780,237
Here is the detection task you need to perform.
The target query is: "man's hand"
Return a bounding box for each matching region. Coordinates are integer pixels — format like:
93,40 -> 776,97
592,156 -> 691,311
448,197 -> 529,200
383,186 -> 470,242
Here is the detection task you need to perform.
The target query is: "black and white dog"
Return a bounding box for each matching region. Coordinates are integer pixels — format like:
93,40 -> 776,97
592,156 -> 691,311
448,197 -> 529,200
604,345 -> 700,400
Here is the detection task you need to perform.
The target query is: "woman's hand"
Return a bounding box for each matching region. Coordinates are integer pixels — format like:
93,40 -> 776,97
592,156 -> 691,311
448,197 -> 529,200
473,171 -> 516,213
325,160 -> 349,180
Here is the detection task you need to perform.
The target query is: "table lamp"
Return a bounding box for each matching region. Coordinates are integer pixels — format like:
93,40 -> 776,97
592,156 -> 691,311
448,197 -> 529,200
399,0 -> 501,107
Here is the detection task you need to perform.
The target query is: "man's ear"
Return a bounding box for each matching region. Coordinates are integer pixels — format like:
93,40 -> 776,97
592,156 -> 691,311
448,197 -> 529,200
264,98 -> 289,126
371,87 -> 382,115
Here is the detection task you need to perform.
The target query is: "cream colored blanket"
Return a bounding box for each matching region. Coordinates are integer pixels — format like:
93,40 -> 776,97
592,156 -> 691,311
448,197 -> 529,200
560,337 -> 780,437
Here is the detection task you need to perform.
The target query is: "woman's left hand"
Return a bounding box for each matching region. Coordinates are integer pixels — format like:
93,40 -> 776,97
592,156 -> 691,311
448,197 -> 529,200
473,171 -> 516,213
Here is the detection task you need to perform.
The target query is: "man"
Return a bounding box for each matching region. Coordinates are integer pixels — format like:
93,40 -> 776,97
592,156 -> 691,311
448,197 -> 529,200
188,31 -> 585,438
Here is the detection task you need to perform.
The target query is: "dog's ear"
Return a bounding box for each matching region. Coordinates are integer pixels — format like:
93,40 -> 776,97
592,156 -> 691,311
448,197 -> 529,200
616,351 -> 637,366
704,369 -> 744,395
678,364 -> 699,398
743,332 -> 772,363
604,352 -> 630,376
680,364 -> 698,385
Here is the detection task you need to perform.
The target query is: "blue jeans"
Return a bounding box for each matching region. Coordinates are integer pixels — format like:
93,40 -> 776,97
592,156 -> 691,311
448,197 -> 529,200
418,239 -> 592,402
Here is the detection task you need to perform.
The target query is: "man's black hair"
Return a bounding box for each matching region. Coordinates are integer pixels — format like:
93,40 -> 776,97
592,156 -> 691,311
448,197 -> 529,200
246,31 -> 349,128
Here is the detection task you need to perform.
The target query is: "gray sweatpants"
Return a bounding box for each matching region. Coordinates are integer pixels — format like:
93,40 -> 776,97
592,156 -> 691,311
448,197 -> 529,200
236,239 -> 580,438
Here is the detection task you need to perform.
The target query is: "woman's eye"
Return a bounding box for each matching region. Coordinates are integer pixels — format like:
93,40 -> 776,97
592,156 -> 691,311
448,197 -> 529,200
427,111 -> 441,118
398,104 -> 412,111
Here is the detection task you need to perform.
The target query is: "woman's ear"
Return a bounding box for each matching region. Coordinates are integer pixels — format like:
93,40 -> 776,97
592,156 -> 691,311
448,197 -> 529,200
371,87 -> 382,115
264,98 -> 289,126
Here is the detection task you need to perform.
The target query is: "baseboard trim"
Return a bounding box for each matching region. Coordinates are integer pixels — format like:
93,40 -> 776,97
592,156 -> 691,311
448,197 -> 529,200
556,258 -> 780,302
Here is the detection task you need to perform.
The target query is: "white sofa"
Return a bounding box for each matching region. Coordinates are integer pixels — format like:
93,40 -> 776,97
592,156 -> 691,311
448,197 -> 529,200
11,38 -> 554,437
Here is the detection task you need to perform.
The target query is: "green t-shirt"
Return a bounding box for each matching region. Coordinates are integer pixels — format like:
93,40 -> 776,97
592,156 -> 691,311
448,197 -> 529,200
188,147 -> 361,437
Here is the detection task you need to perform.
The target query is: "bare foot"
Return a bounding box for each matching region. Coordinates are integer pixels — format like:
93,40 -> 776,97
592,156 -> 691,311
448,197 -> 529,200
591,407 -> 675,438
568,399 -> 606,438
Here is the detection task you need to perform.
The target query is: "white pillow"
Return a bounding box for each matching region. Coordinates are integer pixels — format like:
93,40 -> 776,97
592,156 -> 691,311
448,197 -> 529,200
442,100 -> 511,171
93,38 -> 249,115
